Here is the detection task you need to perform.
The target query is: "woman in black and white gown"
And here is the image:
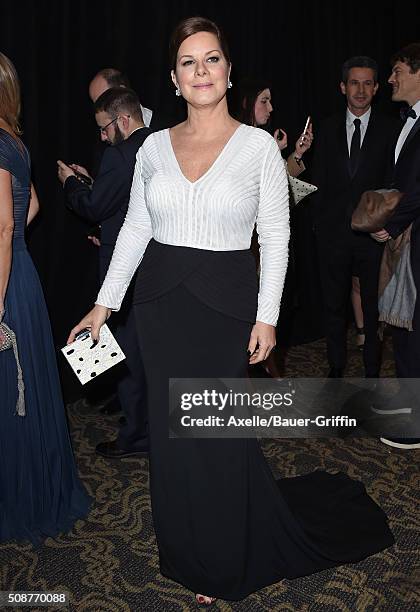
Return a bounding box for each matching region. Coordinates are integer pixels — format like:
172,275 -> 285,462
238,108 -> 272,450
69,16 -> 393,605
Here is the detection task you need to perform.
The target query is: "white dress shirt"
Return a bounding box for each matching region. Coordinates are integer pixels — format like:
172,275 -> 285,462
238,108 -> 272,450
140,105 -> 153,128
96,125 -> 290,326
394,99 -> 420,163
346,107 -> 371,154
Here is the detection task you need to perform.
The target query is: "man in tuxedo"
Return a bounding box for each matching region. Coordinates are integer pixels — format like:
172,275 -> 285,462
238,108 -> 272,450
82,69 -> 153,248
370,44 -> 420,450
57,87 -> 151,458
311,56 -> 399,378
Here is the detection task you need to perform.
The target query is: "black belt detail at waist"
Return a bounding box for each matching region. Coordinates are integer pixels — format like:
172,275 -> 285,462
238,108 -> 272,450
133,239 -> 258,323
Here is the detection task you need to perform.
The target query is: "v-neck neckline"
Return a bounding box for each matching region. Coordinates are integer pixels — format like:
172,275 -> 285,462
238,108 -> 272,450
166,124 -> 244,186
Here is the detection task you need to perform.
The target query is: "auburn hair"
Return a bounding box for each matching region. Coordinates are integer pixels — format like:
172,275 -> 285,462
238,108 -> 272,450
169,16 -> 231,71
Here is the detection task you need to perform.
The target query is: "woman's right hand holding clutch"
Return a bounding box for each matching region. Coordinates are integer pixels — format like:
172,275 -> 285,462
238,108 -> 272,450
67,304 -> 111,344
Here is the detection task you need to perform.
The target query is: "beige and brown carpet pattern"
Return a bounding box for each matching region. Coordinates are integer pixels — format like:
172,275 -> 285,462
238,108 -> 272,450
1,332 -> 419,611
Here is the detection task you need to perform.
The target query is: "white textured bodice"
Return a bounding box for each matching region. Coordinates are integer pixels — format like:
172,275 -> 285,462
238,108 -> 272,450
97,124 -> 290,325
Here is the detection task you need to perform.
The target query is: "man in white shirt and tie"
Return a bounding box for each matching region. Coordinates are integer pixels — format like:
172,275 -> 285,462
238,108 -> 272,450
311,56 -> 399,380
371,43 -> 420,449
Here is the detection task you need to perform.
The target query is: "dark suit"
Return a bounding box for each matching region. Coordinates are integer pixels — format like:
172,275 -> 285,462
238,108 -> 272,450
384,113 -> 420,377
65,127 -> 152,450
311,110 -> 399,376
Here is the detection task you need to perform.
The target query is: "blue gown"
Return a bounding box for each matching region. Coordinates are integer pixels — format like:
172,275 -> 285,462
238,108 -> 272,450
0,128 -> 90,544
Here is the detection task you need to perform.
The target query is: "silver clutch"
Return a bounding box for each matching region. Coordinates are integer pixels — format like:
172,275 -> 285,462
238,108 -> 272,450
0,321 -> 14,351
0,321 -> 25,416
61,324 -> 125,385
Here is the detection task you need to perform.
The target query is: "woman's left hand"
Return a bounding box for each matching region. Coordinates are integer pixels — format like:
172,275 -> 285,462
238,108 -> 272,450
294,122 -> 313,157
248,321 -> 276,364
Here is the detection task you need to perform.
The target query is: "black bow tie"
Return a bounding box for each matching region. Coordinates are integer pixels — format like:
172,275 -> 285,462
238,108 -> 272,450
400,106 -> 417,121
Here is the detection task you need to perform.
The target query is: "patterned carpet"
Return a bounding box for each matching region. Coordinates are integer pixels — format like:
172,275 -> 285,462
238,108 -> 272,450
1,331 -> 419,612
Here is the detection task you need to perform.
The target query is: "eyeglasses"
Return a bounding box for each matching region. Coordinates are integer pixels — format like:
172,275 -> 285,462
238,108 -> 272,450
98,116 -> 119,134
98,114 -> 130,134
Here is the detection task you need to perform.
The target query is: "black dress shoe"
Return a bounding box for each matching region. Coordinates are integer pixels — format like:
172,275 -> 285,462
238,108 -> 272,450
95,440 -> 148,458
100,397 -> 122,415
328,367 -> 343,378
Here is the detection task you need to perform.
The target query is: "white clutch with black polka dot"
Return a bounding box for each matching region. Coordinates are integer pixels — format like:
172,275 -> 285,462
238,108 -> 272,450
61,324 -> 125,385
288,175 -> 317,206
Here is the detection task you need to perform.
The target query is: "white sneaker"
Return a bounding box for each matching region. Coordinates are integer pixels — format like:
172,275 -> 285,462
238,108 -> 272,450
371,405 -> 412,415
380,437 -> 420,449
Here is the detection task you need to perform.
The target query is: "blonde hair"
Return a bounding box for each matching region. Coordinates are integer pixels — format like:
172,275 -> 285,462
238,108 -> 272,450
0,52 -> 22,135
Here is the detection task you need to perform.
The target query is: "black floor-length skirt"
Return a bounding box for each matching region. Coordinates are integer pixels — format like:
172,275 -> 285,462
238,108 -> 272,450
133,239 -> 394,601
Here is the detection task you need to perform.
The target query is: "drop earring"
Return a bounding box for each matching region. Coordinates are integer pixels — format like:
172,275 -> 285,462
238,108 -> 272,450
175,86 -> 181,96
227,79 -> 233,89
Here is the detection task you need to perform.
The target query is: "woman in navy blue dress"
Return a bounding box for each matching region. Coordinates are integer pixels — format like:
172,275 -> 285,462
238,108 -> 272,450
0,52 -> 90,544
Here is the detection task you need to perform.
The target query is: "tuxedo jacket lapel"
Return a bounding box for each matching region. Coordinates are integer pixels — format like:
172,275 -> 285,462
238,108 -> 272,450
397,116 -> 420,164
392,120 -> 403,169
336,114 -> 352,179
356,112 -> 377,175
